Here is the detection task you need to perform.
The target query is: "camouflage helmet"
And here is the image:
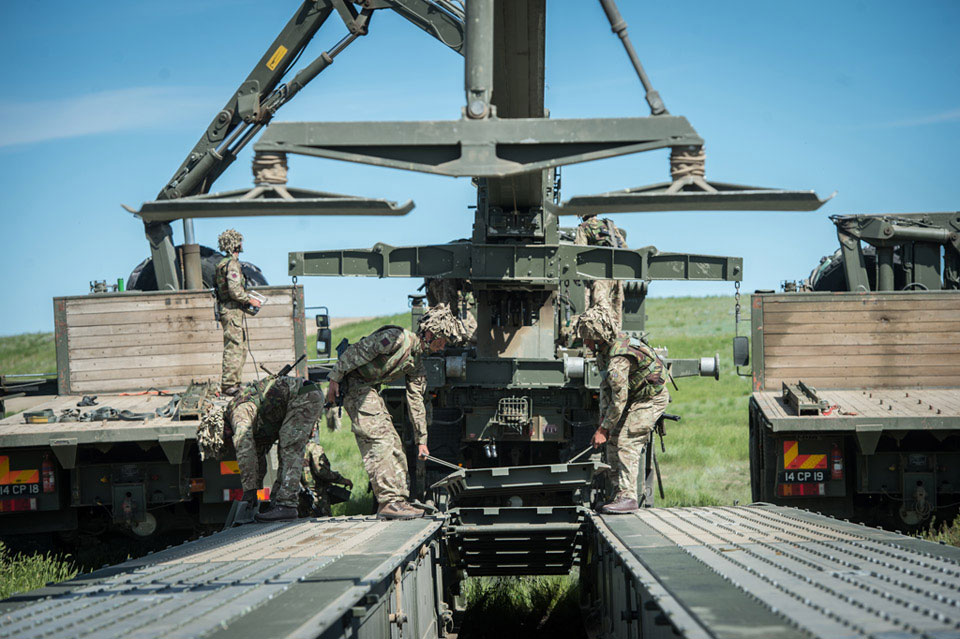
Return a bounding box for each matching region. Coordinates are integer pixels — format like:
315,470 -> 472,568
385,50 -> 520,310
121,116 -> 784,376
418,303 -> 463,344
573,305 -> 618,344
197,405 -> 230,460
218,229 -> 244,254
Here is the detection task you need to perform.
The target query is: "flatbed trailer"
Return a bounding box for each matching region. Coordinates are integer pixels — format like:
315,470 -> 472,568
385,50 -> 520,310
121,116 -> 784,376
0,393 -> 258,535
4,506 -> 959,639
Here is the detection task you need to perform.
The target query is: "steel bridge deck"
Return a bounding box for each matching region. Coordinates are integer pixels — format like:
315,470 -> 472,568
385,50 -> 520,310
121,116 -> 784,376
594,504 -> 960,639
0,516 -> 443,639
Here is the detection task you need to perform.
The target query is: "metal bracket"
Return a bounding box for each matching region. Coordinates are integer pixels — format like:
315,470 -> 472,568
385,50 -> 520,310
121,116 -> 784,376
158,434 -> 187,465
49,437 -> 78,470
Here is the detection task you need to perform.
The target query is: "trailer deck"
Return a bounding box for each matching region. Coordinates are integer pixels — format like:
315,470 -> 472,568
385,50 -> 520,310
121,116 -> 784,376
753,388 -> 960,431
0,516 -> 444,639
591,504 -> 960,638
0,394 -> 193,449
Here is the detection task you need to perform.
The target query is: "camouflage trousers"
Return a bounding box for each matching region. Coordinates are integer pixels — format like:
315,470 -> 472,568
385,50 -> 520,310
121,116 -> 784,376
230,389 -> 322,507
606,387 -> 670,502
220,307 -> 247,390
343,384 -> 409,504
586,280 -> 624,330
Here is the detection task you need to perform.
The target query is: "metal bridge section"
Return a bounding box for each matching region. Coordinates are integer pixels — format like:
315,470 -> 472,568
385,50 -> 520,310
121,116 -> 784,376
584,504 -> 960,638
4,506 -> 960,638
0,517 -> 445,639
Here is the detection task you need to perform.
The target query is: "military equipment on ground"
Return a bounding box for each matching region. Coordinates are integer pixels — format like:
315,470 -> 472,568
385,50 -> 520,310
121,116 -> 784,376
743,212 -> 960,527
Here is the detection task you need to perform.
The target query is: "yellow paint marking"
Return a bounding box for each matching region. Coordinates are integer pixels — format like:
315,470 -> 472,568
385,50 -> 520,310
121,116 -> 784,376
266,46 -> 288,71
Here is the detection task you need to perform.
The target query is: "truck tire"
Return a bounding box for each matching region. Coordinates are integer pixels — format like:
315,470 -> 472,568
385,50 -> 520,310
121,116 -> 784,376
126,245 -> 268,291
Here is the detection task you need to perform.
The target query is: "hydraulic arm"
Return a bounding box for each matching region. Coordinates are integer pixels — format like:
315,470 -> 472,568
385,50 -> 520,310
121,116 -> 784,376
144,0 -> 465,291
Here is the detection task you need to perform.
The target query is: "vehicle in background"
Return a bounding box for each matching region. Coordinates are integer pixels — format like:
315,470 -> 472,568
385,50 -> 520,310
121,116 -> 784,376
742,212 -> 960,527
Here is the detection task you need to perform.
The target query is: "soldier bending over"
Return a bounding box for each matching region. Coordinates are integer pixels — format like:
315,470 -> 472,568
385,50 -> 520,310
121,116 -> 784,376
575,306 -> 669,514
227,375 -> 323,521
325,304 -> 462,520
215,229 -> 261,396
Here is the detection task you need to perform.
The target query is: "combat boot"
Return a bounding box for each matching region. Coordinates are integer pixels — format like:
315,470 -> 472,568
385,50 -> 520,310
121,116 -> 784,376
222,385 -> 240,397
377,501 -> 424,520
600,495 -> 639,514
254,504 -> 299,522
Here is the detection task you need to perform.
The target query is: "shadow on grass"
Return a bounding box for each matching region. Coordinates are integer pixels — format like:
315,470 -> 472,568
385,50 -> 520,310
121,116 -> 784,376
458,574 -> 585,639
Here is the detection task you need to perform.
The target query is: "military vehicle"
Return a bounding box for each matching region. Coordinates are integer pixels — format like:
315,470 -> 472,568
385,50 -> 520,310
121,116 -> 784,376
117,0 -> 829,582
743,212 -> 960,527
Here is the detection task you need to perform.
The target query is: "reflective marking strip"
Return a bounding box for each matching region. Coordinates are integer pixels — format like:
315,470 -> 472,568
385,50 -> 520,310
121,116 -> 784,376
0,456 -> 40,485
266,45 -> 288,70
783,441 -> 826,470
220,461 -> 240,475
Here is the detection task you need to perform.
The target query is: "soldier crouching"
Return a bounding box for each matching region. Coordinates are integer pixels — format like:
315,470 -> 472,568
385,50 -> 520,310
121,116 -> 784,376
325,304 -> 463,520
300,436 -> 353,517
575,306 -> 670,514
227,375 -> 324,522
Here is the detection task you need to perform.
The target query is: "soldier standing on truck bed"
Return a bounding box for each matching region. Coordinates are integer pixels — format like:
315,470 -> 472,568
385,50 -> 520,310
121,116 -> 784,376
575,213 -> 628,330
576,305 -> 669,514
227,375 -> 323,521
216,229 -> 261,396
325,304 -> 462,520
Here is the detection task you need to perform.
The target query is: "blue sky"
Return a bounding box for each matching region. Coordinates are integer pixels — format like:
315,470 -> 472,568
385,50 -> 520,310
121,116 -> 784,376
1,1 -> 958,337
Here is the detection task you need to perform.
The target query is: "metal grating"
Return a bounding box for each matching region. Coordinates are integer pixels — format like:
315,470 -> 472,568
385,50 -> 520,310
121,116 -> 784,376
598,505 -> 960,638
0,516 -> 442,639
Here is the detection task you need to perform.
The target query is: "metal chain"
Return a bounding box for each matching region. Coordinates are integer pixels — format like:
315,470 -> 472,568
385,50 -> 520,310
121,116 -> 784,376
734,280 -> 741,335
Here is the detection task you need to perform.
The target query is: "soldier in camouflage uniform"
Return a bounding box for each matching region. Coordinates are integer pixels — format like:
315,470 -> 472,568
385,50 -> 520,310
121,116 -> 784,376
575,214 -> 627,330
215,229 -> 261,396
575,306 -> 669,514
299,435 -> 353,517
226,375 -> 323,521
426,277 -> 477,343
325,304 -> 462,519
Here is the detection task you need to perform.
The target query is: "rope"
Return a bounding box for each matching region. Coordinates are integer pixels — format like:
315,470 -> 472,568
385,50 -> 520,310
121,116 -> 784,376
670,146 -> 706,181
252,151 -> 288,185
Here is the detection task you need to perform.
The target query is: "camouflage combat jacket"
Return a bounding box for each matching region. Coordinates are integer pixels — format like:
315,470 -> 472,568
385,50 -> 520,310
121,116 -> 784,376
327,326 -> 429,444
575,216 -> 627,248
228,376 -> 317,440
215,256 -> 250,309
597,333 -> 665,402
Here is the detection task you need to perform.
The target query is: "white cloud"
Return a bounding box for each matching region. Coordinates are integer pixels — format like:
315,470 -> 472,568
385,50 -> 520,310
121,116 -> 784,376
0,86 -> 218,147
876,107 -> 960,128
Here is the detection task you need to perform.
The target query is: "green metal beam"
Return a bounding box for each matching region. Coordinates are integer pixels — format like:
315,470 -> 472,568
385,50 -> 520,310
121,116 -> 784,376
288,242 -> 742,283
255,116 -> 703,177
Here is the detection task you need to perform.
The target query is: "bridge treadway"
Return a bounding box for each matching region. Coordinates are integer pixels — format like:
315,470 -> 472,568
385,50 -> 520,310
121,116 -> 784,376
597,504 -> 960,639
0,516 -> 442,639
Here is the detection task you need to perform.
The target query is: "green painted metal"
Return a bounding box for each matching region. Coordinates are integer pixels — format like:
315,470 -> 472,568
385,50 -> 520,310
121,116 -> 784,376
556,180 -> 831,215
829,212 -> 960,291
289,242 -> 742,283
255,116 -> 703,178
53,297 -> 70,395
135,186 -> 413,222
